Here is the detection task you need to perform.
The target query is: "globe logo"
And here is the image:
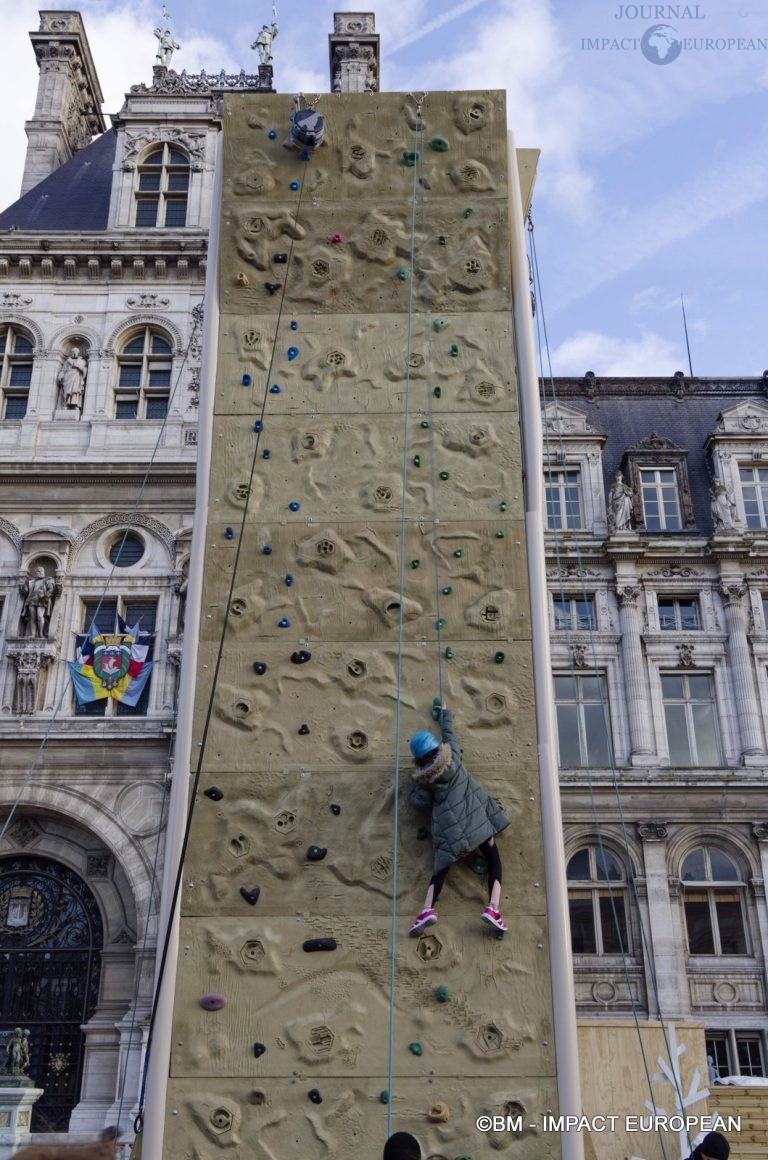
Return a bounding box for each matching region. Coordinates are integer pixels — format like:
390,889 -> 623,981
641,24 -> 683,64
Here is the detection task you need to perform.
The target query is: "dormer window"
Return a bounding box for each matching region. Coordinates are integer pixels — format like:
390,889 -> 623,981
638,468 -> 682,531
622,433 -> 695,532
135,146 -> 189,227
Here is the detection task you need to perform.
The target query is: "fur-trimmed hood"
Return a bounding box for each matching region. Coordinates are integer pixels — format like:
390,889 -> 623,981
411,743 -> 452,784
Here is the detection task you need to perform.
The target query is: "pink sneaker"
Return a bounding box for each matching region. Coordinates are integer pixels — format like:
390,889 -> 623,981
409,908 -> 437,936
481,906 -> 507,932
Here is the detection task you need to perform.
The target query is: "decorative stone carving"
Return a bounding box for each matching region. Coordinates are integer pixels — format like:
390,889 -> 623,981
6,642 -> 56,715
676,643 -> 695,668
616,584 -> 641,607
73,514 -> 175,558
710,480 -> 737,531
122,128 -> 206,172
0,294 -> 32,309
637,822 -> 668,841
129,68 -> 273,98
581,370 -> 599,399
719,580 -> 746,606
19,566 -> 58,638
126,294 -> 170,311
607,469 -> 633,532
752,822 -> 768,842
188,367 -> 200,406
571,643 -> 588,669
251,11 -> 279,66
0,517 -> 23,557
0,1028 -> 32,1079
189,302 -> 204,360
155,26 -> 180,68
56,346 -> 87,411
646,564 -> 702,578
184,429 -> 198,446
547,563 -> 601,580
7,819 -> 41,849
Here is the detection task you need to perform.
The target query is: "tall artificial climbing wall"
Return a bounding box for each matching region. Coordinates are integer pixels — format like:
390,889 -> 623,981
165,91 -> 558,1158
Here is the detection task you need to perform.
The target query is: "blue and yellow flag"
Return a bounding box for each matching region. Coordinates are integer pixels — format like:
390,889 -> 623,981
68,616 -> 153,707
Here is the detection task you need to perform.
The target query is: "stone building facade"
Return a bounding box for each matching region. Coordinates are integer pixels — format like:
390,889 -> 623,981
547,375 -> 768,1081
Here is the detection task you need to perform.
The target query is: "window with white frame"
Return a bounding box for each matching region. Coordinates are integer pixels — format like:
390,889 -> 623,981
554,674 -> 611,767
657,596 -> 700,631
0,324 -> 34,419
553,594 -> 596,631
661,673 -> 721,766
740,466 -> 768,529
115,329 -> 173,419
545,468 -> 582,530
135,145 -> 189,228
682,846 -> 747,955
567,846 -> 631,955
639,468 -> 682,531
75,597 -> 156,717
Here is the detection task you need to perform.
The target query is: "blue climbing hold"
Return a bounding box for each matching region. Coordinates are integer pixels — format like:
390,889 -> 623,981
262,449 -> 271,459
270,384 -> 281,394
289,501 -> 301,512
290,320 -> 299,331
278,618 -> 291,628
268,130 -> 277,139
254,419 -> 264,432
242,373 -> 252,386
300,149 -> 311,161
285,574 -> 294,586
290,181 -> 300,190
224,527 -> 235,540
262,545 -> 273,555
287,347 -> 299,360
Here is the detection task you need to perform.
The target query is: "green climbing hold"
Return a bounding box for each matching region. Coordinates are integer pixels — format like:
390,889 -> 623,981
433,319 -> 449,332
442,585 -> 452,595
417,826 -> 429,840
433,386 -> 442,399
495,530 -> 505,539
495,932 -> 505,941
453,548 -> 463,558
433,696 -> 443,707
463,208 -> 474,218
471,857 -> 488,875
408,1042 -> 424,1056
439,471 -> 450,481
398,268 -> 408,281
449,344 -> 460,358
411,559 -> 420,569
435,985 -> 450,1002
438,234 -> 447,245
499,501 -> 509,512
431,706 -> 441,721
430,136 -> 450,152
444,647 -> 454,660
436,618 -> 446,630
413,455 -> 421,467
494,651 -> 505,664
379,1090 -> 390,1105
420,420 -> 430,429
403,150 -> 420,166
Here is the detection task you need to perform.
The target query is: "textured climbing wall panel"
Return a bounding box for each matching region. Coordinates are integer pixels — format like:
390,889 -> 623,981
167,91 -> 557,1157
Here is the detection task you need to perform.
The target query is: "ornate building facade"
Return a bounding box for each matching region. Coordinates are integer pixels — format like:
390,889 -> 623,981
547,375 -> 768,1082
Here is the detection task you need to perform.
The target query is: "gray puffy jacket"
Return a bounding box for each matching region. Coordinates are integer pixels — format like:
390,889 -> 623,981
407,709 -> 509,873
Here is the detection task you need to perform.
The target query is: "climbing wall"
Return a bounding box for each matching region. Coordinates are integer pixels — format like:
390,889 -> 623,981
165,91 -> 558,1158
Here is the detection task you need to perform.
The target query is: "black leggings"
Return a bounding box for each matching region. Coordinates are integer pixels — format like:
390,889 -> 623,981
429,838 -> 502,904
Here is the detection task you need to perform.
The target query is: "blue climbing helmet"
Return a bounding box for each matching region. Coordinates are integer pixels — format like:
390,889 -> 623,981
409,731 -> 440,760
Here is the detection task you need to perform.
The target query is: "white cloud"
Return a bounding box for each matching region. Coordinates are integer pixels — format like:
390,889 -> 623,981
549,328 -> 683,376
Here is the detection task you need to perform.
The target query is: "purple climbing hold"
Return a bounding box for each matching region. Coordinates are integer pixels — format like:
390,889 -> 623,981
199,994 -> 227,1012
287,347 -> 300,360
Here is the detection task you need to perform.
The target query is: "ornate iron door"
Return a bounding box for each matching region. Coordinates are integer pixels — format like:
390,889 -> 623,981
0,855 -> 103,1131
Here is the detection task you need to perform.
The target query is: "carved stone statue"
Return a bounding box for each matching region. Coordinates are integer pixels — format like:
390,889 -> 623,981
252,6 -> 278,65
20,566 -> 57,638
607,469 -> 633,532
154,26 -> 180,68
57,346 -> 87,411
3,1027 -> 31,1077
710,480 -> 737,531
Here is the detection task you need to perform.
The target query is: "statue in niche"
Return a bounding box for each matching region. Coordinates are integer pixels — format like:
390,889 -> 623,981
154,26 -> 180,68
252,4 -> 278,64
57,346 -> 88,412
607,469 -> 634,532
20,565 -> 57,638
710,479 -> 737,531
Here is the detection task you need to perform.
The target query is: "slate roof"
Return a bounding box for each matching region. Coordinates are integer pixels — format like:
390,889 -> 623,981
0,129 -> 116,233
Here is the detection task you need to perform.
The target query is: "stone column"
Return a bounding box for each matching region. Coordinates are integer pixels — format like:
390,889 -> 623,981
616,584 -> 655,762
637,823 -> 689,1019
720,581 -> 765,761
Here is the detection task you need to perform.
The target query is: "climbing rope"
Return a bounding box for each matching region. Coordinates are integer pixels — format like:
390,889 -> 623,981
528,214 -> 689,1157
135,155 -> 312,1127
0,315 -> 200,850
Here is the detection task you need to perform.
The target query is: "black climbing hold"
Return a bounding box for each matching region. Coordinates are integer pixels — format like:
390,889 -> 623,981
242,373 -> 252,386
270,384 -> 282,393
433,386 -> 442,398
433,696 -> 443,707
290,320 -> 299,331
262,449 -> 271,459
265,282 -> 281,295
278,618 -> 291,628
291,650 -> 311,664
464,207 -> 474,218
450,344 -> 460,357
453,548 -> 463,558
253,662 -> 267,675
298,724 -> 310,735
330,804 -> 341,816
302,938 -> 337,952
471,857 -> 488,876
417,826 -> 429,840
285,574 -> 295,587
433,319 -> 449,332
495,530 -> 505,539
499,501 -> 509,512
413,455 -> 421,467
420,420 -> 430,429
436,617 -> 446,630
411,559 -> 420,569
253,1042 -> 266,1057
268,130 -> 277,139
430,136 -> 450,151
397,268 -> 408,281
306,845 -> 327,861
442,586 -> 453,595
240,886 -> 261,906
379,1091 -> 390,1104
308,1089 -> 323,1104
431,706 -> 440,721
408,1041 -> 423,1056
204,786 -> 224,801
445,647 -> 454,659
494,651 -> 505,664
262,545 -> 273,555
273,253 -> 288,264
438,234 -> 447,245
224,527 -> 235,540
288,501 -> 301,511
439,471 -> 450,481
254,420 -> 264,432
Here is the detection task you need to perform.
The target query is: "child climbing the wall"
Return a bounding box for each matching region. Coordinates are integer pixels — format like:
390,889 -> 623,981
407,702 -> 509,934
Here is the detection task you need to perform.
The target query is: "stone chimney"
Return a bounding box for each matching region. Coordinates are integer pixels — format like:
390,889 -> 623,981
328,12 -> 380,94
21,11 -> 106,197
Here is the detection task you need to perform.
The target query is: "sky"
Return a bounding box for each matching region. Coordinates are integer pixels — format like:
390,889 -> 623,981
0,0 -> 766,377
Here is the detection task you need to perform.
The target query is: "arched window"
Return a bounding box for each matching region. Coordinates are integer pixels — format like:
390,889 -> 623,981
115,328 -> 172,419
567,846 -> 630,955
135,145 -> 189,228
0,324 -> 34,419
682,846 -> 747,955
